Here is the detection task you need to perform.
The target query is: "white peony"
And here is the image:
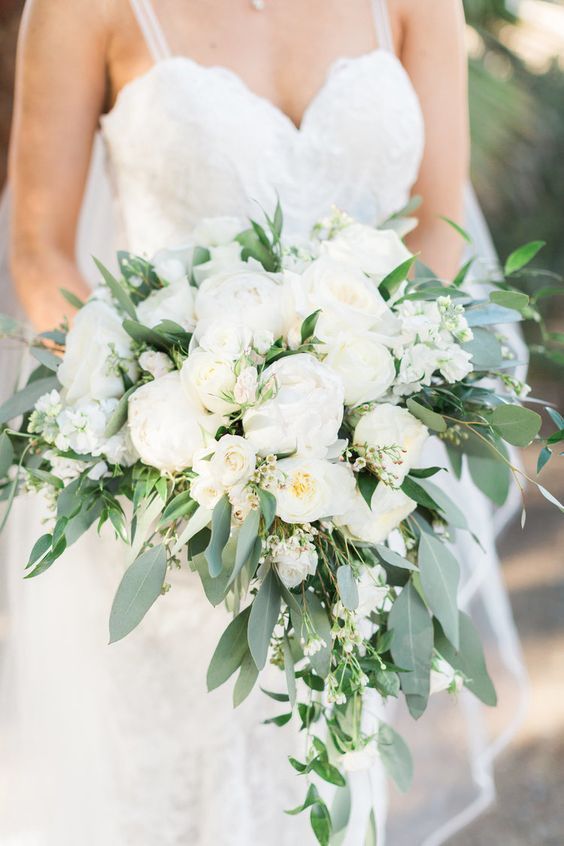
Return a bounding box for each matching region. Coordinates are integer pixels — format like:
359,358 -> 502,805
274,544 -> 318,589
190,466 -> 224,510
190,216 -> 244,247
353,404 -> 428,484
323,332 -> 396,406
128,372 -> 219,472
321,223 -> 412,280
136,280 -> 195,331
192,243 -> 247,285
294,257 -> 391,338
180,349 -> 236,414
138,350 -> 174,379
58,300 -> 138,404
275,457 -> 355,524
336,484 -> 416,545
195,269 -> 289,337
243,354 -> 344,458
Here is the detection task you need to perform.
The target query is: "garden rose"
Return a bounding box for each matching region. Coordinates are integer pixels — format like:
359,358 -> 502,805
275,457 -> 355,524
321,223 -> 412,280
336,484 -> 416,545
136,280 -> 195,331
180,349 -> 236,414
323,332 -> 396,406
353,403 -> 429,484
195,269 -> 289,337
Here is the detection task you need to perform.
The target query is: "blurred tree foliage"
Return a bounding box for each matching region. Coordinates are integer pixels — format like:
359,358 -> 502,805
464,0 -> 564,275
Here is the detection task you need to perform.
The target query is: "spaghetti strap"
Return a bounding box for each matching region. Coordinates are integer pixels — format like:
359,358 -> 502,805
129,0 -> 172,62
371,0 -> 395,53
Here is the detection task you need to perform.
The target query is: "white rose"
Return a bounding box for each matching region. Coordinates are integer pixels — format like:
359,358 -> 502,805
152,245 -> 193,284
209,434 -> 257,488
196,321 -> 253,360
274,545 -> 318,589
190,216 -> 244,247
180,349 -> 236,414
321,223 -> 412,281
58,300 -> 138,403
136,280 -> 195,331
195,269 -> 289,337
430,658 -> 463,695
190,467 -> 224,510
233,367 -> 258,406
295,258 -> 390,338
353,404 -> 428,484
252,329 -> 275,356
128,372 -> 219,472
275,457 -> 355,524
138,350 -> 174,379
323,332 -> 396,406
356,564 -> 389,617
243,354 -> 345,458
336,484 -> 416,545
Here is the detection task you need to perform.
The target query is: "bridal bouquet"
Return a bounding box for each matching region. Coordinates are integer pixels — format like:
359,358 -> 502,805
1,204 -> 562,844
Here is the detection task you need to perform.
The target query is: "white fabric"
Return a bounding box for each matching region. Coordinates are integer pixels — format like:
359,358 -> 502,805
0,1 -> 527,844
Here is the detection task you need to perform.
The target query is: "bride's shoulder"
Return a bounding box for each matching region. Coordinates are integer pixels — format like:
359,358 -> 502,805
394,0 -> 466,35
22,0 -> 112,35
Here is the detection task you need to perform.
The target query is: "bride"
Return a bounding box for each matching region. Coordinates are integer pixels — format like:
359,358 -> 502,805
0,1 -> 526,844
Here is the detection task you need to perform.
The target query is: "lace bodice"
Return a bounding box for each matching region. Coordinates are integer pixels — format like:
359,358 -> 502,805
101,8 -> 424,254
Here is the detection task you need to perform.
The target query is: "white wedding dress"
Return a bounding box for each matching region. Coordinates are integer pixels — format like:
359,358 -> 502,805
0,2 -> 527,844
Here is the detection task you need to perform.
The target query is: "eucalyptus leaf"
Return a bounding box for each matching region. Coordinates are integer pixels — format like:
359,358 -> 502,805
248,568 -> 281,669
303,592 -> 332,678
414,479 -> 468,530
228,507 -> 260,587
207,605 -> 252,691
537,484 -> 564,513
337,565 -> 359,611
491,404 -> 542,447
0,432 -> 14,478
418,533 -> 460,649
159,490 -> 197,527
434,612 -> 497,706
379,256 -> 416,301
377,722 -> 413,792
205,495 -> 232,577
105,386 -> 138,438
466,433 -> 510,506
109,545 -> 167,643
258,487 -> 277,530
300,309 -> 321,344
93,259 -> 137,319
464,302 -> 522,327
283,634 -> 297,708
122,319 -> 171,352
0,376 -> 60,426
375,544 -> 417,571
504,240 -> 545,275
389,581 -> 433,718
358,471 -> 378,508
536,446 -> 551,474
462,327 -> 503,371
30,347 -> 61,372
406,399 -> 446,432
489,290 -> 529,313
233,649 -> 259,707
401,476 -> 440,512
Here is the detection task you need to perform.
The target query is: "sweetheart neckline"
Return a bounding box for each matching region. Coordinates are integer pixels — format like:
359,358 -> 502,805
102,48 -> 410,134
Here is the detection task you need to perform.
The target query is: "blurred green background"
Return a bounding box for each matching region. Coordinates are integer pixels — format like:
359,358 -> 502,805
0,2 -> 562,844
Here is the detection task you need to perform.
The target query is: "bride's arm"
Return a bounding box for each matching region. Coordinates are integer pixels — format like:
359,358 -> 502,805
9,0 -> 109,331
397,0 -> 470,279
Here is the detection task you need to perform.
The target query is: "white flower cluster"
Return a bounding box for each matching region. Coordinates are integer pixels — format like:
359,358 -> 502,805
264,527 -> 319,589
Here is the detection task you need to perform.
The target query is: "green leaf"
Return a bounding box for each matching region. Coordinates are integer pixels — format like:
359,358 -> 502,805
30,347 -> 61,372
537,484 -> 564,513
205,495 -> 232,577
389,581 -> 433,718
440,215 -> 472,244
283,634 -> 297,708
330,782 -> 352,836
409,466 -> 444,479
311,800 -> 332,846
379,256 -> 416,301
491,404 -> 542,447
207,605 -> 252,691
337,565 -> 359,611
233,649 -> 259,707
273,200 -> 284,239
547,429 -> 564,446
56,477 -> 83,519
105,385 -> 139,438
0,376 -> 60,426
235,229 -> 278,272
260,688 -> 289,703
310,759 -> 346,788
467,445 -> 510,507
377,722 -> 413,792
0,313 -> 23,335
434,612 -> 497,706
300,309 -> 321,344
122,319 -> 171,352
537,446 -> 551,474
400,476 -> 440,512
248,568 -> 281,669
357,471 -> 378,508
192,246 -> 211,267
418,533 -> 460,649
109,545 -> 167,643
264,712 -> 293,726
304,593 -> 332,678
228,507 -> 260,587
60,288 -> 85,310
159,490 -> 197,527
489,290 -> 529,314
285,783 -> 322,816
546,407 -> 564,430
93,259 -> 137,319
452,257 -> 475,288
0,432 -> 14,478
258,487 -> 277,531
462,327 -> 503,371
504,240 -> 545,276
406,399 -> 446,432
26,533 -> 53,570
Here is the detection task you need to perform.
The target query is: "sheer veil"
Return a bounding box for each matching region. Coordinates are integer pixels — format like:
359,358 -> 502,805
0,139 -> 528,844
